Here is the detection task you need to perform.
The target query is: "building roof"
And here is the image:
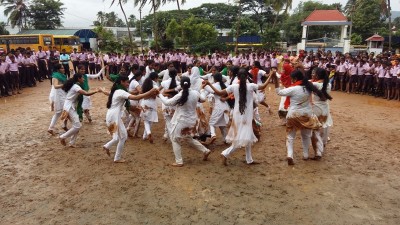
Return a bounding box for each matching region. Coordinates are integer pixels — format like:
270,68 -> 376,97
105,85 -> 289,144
366,34 -> 384,42
302,10 -> 351,26
17,29 -> 97,41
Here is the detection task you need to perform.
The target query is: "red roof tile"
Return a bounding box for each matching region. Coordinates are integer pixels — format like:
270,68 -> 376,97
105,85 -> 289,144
365,34 -> 384,41
304,10 -> 348,22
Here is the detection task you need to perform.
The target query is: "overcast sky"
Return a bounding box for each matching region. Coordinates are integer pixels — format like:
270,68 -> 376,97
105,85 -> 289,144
0,0 -> 399,28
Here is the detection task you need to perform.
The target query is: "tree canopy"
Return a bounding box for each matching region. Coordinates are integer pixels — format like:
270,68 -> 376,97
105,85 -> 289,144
28,0 -> 65,30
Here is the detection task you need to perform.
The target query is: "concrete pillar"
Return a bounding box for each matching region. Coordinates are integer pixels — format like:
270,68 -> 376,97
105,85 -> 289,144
302,25 -> 308,39
343,39 -> 350,53
299,25 -> 307,53
340,25 -> 348,42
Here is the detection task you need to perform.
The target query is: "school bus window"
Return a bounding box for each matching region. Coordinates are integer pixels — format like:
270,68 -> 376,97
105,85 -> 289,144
54,38 -> 61,45
43,36 -> 52,45
63,39 -> 69,45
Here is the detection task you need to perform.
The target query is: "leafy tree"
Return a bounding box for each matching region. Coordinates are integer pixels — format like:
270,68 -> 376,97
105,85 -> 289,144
241,0 -> 274,34
352,0 -> 386,41
188,3 -> 239,29
350,33 -> 362,45
230,15 -> 259,36
1,0 -> 29,29
262,27 -> 281,49
166,15 -> 217,50
281,1 -> 343,44
28,0 -> 64,29
93,25 -> 121,52
0,22 -> 10,34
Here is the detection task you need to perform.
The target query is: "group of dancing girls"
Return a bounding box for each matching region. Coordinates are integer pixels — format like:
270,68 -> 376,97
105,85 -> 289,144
46,58 -> 333,166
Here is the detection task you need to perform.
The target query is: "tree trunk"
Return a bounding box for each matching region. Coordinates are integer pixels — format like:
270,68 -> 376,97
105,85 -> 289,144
118,0 -> 133,49
176,0 -> 180,11
139,6 -> 143,51
388,0 -> 392,51
152,0 -> 158,52
235,1 -> 242,53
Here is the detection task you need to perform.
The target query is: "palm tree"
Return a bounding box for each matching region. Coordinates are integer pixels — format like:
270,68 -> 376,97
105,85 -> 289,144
267,0 -> 292,29
96,11 -> 106,26
134,0 -> 161,51
109,0 -> 134,49
1,0 -> 29,30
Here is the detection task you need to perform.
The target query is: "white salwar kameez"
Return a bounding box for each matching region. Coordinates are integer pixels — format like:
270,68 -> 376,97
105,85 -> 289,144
159,90 -> 210,165
104,90 -> 131,161
59,84 -> 83,145
160,78 -> 179,139
221,83 -> 259,164
140,81 -> 159,139
127,79 -> 141,136
48,79 -> 67,131
204,84 -> 229,141
312,82 -> 332,154
276,86 -> 321,160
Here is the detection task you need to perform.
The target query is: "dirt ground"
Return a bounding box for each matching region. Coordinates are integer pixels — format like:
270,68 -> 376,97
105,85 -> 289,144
0,79 -> 399,225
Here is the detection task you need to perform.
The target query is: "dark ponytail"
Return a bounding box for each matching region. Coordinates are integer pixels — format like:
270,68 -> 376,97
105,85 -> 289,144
177,76 -> 190,106
129,70 -> 142,83
168,68 -> 178,97
315,68 -> 333,101
238,68 -> 247,115
141,72 -> 158,93
229,66 -> 240,85
214,73 -> 226,90
63,73 -> 82,93
107,76 -> 129,109
291,70 -> 326,101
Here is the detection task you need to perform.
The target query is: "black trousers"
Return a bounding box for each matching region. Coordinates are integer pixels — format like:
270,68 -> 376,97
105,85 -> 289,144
181,62 -> 187,73
0,73 -> 10,95
63,64 -> 70,78
38,60 -> 47,80
72,61 -> 79,73
89,63 -> 96,74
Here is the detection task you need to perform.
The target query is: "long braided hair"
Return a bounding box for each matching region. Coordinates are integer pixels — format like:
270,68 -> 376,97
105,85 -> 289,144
315,68 -> 333,101
238,68 -> 248,115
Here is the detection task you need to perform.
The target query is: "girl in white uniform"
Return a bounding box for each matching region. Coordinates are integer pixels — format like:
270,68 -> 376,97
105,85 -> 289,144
249,61 -> 272,115
126,70 -> 143,137
159,76 -> 211,167
159,68 -> 180,140
311,68 -> 333,155
48,64 -> 68,135
205,68 -> 273,166
140,72 -> 159,143
59,74 -> 101,147
272,70 -> 327,165
76,64 -> 105,122
102,76 -> 157,162
203,73 -> 230,144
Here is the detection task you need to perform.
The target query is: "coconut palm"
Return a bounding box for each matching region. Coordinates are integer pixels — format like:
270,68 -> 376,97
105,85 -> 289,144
1,0 -> 29,30
109,0 -> 134,49
267,0 -> 292,29
134,0 -> 161,51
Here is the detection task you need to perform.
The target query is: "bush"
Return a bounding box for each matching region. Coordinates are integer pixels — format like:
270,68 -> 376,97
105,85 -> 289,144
190,40 -> 228,53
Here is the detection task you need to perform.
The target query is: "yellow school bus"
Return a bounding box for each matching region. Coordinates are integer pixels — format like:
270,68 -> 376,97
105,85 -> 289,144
0,34 -> 54,52
53,35 -> 81,53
